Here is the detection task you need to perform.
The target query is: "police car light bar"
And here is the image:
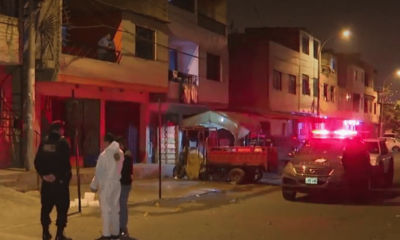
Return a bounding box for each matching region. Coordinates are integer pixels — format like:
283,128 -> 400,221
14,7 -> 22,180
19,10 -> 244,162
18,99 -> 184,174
333,129 -> 357,137
312,129 -> 357,138
312,129 -> 330,135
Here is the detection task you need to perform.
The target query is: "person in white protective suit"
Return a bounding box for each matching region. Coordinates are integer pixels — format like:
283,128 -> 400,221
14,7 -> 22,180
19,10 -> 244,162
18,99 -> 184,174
90,133 -> 124,240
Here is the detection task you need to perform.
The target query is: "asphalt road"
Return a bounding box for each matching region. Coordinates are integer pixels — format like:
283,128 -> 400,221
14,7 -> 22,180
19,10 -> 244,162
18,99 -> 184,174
3,154 -> 400,240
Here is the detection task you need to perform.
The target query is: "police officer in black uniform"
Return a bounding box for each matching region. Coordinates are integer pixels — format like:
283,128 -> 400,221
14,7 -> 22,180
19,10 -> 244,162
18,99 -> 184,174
34,121 -> 72,240
342,136 -> 372,203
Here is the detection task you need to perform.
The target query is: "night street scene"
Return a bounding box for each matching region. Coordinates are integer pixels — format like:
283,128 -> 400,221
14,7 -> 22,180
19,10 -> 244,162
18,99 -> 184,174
2,0 -> 400,240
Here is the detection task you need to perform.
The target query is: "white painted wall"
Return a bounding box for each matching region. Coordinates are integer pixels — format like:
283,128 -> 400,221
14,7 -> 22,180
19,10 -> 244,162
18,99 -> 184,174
168,4 -> 228,105
268,30 -> 319,114
0,15 -> 19,65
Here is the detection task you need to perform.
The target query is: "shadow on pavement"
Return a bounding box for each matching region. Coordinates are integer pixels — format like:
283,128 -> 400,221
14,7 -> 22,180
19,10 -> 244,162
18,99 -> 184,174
295,189 -> 400,206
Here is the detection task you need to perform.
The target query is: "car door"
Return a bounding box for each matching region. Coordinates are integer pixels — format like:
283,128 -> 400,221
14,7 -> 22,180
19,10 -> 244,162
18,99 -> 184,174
379,140 -> 392,173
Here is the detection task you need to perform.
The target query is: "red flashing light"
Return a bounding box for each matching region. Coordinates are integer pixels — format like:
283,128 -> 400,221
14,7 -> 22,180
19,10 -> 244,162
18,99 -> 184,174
312,129 -> 357,139
312,129 -> 330,135
333,129 -> 357,137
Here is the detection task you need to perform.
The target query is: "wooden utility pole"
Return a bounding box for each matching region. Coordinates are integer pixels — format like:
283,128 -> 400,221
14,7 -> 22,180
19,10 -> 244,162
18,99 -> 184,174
23,0 -> 36,170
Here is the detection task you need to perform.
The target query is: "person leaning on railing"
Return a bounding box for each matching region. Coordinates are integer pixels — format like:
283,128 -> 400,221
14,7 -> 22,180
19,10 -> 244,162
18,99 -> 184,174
98,32 -> 116,62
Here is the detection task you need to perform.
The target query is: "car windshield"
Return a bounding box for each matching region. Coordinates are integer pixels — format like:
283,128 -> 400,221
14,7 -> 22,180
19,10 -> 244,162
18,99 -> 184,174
364,141 -> 380,154
298,139 -> 345,154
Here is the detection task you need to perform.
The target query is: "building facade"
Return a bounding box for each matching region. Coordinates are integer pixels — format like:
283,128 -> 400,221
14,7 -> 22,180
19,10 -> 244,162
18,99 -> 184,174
148,0 -> 228,164
0,2 -> 20,168
0,0 -> 229,168
335,52 -> 380,136
229,28 -> 321,138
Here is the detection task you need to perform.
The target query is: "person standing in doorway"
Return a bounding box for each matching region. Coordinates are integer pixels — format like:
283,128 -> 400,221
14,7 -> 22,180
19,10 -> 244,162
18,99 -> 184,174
90,133 -> 124,240
117,137 -> 133,237
34,121 -> 72,240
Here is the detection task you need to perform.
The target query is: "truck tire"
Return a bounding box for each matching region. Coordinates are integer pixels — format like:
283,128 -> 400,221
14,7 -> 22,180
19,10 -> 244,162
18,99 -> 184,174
282,188 -> 296,201
229,168 -> 246,184
392,147 -> 400,152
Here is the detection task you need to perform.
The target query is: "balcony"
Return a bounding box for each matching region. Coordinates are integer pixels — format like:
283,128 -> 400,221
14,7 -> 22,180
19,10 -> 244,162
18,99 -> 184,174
198,13 -> 226,36
0,14 -> 19,65
168,0 -> 195,13
168,70 -> 199,104
62,42 -> 122,64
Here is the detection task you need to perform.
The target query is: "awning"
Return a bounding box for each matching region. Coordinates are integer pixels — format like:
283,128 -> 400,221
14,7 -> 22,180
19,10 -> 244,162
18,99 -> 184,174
181,111 -> 262,139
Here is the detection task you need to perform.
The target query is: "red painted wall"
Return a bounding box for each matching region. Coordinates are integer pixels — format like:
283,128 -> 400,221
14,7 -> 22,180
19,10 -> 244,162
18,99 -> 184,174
0,66 -> 13,168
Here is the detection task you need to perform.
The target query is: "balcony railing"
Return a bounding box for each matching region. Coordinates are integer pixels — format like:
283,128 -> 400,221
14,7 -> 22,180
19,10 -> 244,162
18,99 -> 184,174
62,42 -> 122,64
168,70 -> 198,84
169,70 -> 198,104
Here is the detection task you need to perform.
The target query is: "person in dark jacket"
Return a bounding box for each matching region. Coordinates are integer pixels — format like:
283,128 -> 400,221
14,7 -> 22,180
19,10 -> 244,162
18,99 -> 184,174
117,137 -> 133,237
34,121 -> 72,240
342,136 -> 372,202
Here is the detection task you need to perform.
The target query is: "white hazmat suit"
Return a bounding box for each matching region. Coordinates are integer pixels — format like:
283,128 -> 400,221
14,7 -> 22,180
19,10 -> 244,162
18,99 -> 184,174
90,141 -> 124,237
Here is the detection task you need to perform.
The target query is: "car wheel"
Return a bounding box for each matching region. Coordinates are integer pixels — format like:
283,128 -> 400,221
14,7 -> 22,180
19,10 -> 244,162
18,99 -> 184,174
384,159 -> 394,188
282,188 -> 297,201
392,147 -> 400,152
229,168 -> 246,184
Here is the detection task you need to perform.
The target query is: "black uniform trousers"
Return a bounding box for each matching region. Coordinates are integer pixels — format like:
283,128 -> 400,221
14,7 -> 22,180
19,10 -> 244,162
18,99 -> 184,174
40,181 -> 70,228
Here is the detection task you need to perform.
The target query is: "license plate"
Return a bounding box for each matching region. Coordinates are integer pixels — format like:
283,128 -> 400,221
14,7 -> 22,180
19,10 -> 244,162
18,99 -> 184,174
305,177 -> 318,184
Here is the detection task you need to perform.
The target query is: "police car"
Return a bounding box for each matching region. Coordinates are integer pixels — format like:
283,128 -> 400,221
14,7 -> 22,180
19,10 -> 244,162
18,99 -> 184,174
281,129 -> 393,201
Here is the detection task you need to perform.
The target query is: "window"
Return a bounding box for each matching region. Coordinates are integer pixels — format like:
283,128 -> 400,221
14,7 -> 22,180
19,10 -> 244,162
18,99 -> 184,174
364,99 -> 368,113
288,75 -> 296,94
330,86 -> 335,102
330,58 -> 336,72
273,70 -> 282,90
313,78 -> 318,97
374,103 -> 377,114
135,26 -> 155,60
169,49 -> 178,71
206,53 -> 221,81
369,100 -> 373,112
323,84 -> 328,101
365,73 -> 369,87
361,72 -> 364,83
354,70 -> 358,81
353,93 -> 360,112
302,75 -> 310,95
313,40 -> 319,59
302,36 -> 309,55
379,141 -> 389,154
364,141 -> 379,154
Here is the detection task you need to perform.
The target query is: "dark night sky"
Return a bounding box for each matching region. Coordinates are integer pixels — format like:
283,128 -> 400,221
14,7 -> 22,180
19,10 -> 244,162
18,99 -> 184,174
228,0 -> 400,93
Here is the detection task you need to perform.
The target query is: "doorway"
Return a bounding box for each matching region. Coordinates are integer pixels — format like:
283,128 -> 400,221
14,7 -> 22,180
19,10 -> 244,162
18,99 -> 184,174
105,101 -> 140,163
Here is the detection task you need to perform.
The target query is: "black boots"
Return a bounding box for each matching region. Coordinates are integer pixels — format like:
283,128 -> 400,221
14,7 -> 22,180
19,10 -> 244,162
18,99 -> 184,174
55,227 -> 72,240
42,225 -> 52,240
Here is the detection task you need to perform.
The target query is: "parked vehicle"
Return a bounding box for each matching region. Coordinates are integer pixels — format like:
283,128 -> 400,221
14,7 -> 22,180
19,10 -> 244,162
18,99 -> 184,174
379,137 -> 400,152
281,130 -> 394,201
173,126 -> 278,184
363,139 -> 394,188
